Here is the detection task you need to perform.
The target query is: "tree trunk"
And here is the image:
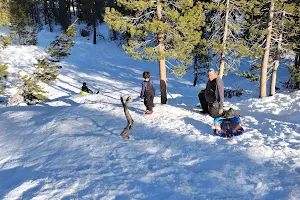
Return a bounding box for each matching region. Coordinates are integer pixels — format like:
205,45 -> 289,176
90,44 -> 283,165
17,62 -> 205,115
43,0 -> 49,25
34,2 -> 41,26
8,18 -> 78,105
50,0 -> 57,25
110,0 -> 117,40
47,0 -> 53,32
71,0 -> 76,16
112,30 -> 117,40
7,86 -> 24,105
270,10 -> 284,96
157,1 -> 167,104
67,0 -> 72,19
295,54 -> 299,67
219,0 -> 230,79
260,0 -> 274,98
48,17 -> 53,32
93,1 -> 97,45
193,56 -> 198,86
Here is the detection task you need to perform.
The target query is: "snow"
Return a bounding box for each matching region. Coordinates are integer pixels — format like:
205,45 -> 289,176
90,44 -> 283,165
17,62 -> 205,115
0,23 -> 300,199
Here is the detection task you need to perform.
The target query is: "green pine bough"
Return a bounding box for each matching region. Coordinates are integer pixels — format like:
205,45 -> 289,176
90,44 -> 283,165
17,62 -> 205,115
8,18 -> 78,105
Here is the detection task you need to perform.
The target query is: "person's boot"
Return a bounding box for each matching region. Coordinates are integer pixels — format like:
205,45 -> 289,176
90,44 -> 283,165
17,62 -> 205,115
200,109 -> 209,114
145,110 -> 153,115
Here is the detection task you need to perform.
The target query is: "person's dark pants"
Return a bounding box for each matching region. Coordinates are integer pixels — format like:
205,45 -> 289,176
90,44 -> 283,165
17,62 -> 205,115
198,92 -> 208,113
208,102 -> 223,118
144,91 -> 154,111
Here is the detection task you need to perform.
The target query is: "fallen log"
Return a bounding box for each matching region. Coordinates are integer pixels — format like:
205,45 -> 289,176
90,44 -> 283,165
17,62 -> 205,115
120,96 -> 134,139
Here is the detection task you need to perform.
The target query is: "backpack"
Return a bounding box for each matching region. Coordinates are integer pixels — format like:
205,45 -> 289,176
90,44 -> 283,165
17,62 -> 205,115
223,107 -> 240,118
145,81 -> 154,91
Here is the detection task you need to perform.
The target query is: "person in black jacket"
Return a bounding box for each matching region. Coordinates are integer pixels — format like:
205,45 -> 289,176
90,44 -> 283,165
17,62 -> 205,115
82,82 -> 99,94
198,68 -> 224,118
140,71 -> 155,114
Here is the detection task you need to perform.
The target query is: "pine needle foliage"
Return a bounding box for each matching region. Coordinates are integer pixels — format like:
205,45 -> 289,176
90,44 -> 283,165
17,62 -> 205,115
105,0 -> 206,67
20,20 -> 77,104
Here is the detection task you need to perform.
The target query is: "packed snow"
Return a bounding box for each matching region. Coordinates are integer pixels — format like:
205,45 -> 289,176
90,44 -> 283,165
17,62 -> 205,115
0,24 -> 299,199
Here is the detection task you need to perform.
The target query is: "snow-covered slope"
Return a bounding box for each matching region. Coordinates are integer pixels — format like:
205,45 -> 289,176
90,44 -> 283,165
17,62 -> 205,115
0,24 -> 299,199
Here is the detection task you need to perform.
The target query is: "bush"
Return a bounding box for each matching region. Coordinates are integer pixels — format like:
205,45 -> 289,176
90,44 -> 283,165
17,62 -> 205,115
224,88 -> 244,98
286,65 -> 300,89
0,64 -> 9,94
80,29 -> 90,37
236,71 -> 259,82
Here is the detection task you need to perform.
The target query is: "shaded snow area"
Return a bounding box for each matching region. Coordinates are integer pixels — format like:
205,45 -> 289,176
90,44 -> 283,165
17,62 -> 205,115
0,24 -> 299,199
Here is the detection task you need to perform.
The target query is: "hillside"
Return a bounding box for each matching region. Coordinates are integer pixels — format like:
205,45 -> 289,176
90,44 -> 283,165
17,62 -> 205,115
0,24 -> 299,199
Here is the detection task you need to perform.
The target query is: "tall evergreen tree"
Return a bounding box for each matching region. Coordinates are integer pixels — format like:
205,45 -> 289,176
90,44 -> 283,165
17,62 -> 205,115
71,0 -> 76,16
49,0 -> 59,25
106,0 -> 118,40
259,0 -> 274,98
43,0 -> 53,32
244,0 -> 299,97
59,0 -> 71,31
105,0 -> 205,104
269,1 -> 299,95
0,0 -> 10,28
242,0 -> 274,97
77,0 -> 105,44
283,1 -> 300,90
191,0 -> 215,86
9,0 -> 33,45
206,0 -> 249,78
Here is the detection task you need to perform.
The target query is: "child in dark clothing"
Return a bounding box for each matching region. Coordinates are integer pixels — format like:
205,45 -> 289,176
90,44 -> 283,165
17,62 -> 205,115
82,82 -> 99,94
140,71 -> 155,114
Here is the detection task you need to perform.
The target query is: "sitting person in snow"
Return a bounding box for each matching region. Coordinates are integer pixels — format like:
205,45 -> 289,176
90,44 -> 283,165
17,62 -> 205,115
81,82 -> 99,94
198,69 -> 244,136
140,71 -> 155,114
214,108 -> 243,136
198,68 -> 224,118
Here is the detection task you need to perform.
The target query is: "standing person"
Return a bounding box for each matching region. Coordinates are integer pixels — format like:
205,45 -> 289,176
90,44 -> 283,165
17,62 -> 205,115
140,71 -> 155,114
199,68 -> 224,118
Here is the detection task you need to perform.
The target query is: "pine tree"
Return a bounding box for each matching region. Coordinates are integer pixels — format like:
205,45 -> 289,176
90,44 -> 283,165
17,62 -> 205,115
0,0 -> 11,47
43,0 -> 53,32
244,0 -> 299,96
71,0 -> 76,16
207,0 -> 249,78
0,0 -> 10,28
283,1 -> 300,90
106,0 -> 118,40
242,0 -> 274,97
9,19 -> 78,105
22,76 -> 47,105
0,64 -> 9,95
0,0 -> 11,95
49,0 -> 59,25
77,0 -> 105,44
191,41 -> 211,86
9,1 -> 32,45
191,0 -> 215,86
59,0 -> 71,31
259,0 -> 274,98
105,0 -> 205,104
7,0 -> 42,45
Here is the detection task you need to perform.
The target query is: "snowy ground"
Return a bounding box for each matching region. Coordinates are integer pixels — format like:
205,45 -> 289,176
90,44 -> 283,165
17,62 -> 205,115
0,24 -> 300,199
